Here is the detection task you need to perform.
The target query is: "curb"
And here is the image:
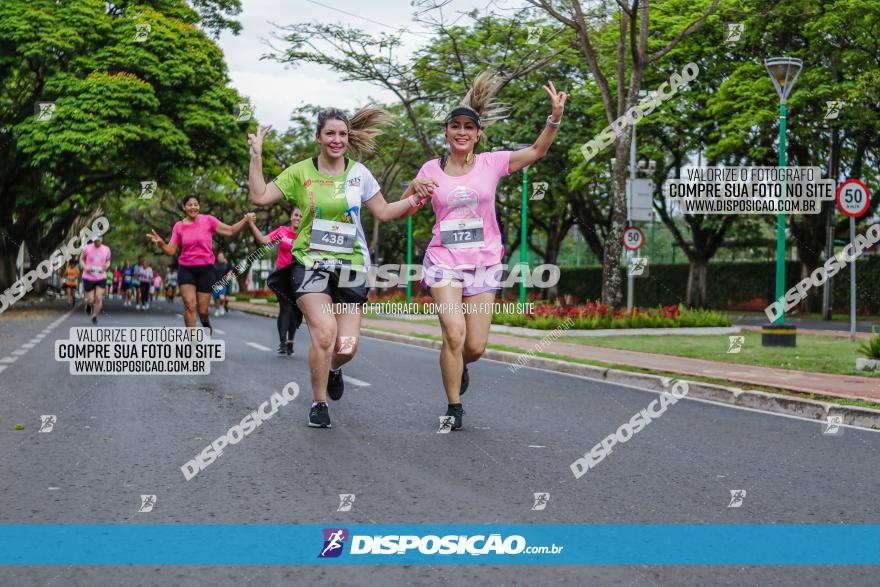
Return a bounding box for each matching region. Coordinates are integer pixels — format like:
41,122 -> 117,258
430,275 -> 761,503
362,328 -> 880,431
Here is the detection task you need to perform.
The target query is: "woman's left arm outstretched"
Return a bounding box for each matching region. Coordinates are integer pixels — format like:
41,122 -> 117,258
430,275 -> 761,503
216,212 -> 257,237
508,81 -> 569,174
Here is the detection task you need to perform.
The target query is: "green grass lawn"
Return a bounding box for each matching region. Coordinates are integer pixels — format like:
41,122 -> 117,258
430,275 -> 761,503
559,330 -> 875,377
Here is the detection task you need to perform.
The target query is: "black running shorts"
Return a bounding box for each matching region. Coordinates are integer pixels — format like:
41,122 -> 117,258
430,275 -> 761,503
290,262 -> 367,305
178,264 -> 217,294
82,279 -> 105,292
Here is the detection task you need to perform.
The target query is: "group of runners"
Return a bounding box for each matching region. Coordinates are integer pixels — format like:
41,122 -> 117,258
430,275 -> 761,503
146,72 -> 568,431
62,244 -> 182,320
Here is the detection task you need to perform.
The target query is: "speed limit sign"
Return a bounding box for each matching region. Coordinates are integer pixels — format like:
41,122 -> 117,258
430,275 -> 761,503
622,226 -> 645,251
836,179 -> 870,217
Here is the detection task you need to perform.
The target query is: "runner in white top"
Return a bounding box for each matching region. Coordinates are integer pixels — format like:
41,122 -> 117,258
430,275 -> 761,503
247,108 -> 435,428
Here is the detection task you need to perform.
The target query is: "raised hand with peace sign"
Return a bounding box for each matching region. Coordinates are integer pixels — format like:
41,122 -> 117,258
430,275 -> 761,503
247,124 -> 272,158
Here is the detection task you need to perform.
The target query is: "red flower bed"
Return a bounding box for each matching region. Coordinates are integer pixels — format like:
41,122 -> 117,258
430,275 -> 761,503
527,302 -> 680,321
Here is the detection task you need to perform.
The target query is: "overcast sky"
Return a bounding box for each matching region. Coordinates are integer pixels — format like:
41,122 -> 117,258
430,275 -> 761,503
216,0 -> 506,130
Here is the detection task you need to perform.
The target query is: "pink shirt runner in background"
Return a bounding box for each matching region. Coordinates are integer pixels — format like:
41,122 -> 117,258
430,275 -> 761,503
266,225 -> 297,269
417,150 -> 511,268
81,243 -> 112,281
171,214 -> 220,266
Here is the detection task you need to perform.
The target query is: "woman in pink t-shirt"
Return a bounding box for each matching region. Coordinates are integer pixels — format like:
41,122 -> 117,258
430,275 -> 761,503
80,234 -> 112,325
247,207 -> 303,355
148,195 -> 254,328
412,73 -> 568,430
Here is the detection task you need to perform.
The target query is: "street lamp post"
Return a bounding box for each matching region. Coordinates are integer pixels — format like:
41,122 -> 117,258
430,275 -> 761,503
514,143 -> 531,305
401,181 -> 413,304
764,57 -> 803,326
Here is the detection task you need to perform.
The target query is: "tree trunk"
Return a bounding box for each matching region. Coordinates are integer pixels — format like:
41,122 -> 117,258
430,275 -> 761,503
543,234 -> 564,302
685,258 -> 708,308
799,240 -> 822,314
601,136 -> 631,307
0,242 -> 17,296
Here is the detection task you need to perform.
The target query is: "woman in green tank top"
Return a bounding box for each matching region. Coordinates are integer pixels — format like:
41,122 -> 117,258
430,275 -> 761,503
247,107 -> 437,429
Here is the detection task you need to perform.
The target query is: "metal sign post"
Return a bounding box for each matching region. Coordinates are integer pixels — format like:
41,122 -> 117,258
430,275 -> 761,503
836,178 -> 871,341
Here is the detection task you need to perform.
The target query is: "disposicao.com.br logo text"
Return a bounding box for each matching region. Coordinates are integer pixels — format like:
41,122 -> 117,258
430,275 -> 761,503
318,530 -> 564,558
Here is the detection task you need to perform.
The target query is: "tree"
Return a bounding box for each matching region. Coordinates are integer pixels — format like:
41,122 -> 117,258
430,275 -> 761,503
269,10 -> 568,158
527,0 -> 721,306
0,0 -> 243,290
702,0 -> 879,314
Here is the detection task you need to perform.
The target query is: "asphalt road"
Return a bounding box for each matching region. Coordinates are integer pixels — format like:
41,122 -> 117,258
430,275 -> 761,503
1,299 -> 878,586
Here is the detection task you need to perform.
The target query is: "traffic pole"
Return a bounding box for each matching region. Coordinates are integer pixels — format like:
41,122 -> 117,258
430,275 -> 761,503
626,124 -> 636,312
520,167 -> 528,305
406,215 -> 412,305
774,102 -> 787,325
850,216 -> 856,340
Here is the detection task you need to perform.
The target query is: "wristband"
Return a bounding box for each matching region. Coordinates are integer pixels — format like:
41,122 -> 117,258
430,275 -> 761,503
408,195 -> 420,208
546,115 -> 561,128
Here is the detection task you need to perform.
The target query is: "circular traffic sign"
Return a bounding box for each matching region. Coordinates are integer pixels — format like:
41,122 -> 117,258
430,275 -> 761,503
622,226 -> 645,251
836,179 -> 870,218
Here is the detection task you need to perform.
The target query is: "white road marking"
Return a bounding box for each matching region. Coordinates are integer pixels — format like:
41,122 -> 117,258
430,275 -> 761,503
0,366 -> 6,374
0,357 -> 18,363
12,349 -> 27,356
343,375 -> 370,387
213,329 -> 226,335
22,342 -> 36,349
245,342 -> 272,352
528,445 -> 546,448
176,314 -> 183,318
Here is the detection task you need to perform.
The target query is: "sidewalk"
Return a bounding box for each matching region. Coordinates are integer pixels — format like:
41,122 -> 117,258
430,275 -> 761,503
228,302 -> 878,403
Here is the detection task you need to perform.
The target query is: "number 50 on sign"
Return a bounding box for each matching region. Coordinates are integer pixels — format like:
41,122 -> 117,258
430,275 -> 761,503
622,226 -> 645,251
837,179 -> 870,218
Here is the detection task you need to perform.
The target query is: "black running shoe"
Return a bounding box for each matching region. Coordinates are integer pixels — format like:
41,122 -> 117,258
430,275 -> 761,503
86,304 -> 93,315
277,343 -> 287,355
327,369 -> 344,401
91,316 -> 97,325
445,404 -> 464,431
460,366 -> 469,396
286,340 -> 294,356
308,402 -> 331,428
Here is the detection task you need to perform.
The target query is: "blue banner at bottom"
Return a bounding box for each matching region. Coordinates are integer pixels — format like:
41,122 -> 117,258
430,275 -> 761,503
0,525 -> 877,565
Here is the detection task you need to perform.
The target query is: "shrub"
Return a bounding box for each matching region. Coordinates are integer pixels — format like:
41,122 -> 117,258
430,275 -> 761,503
492,303 -> 730,330
858,328 -> 880,359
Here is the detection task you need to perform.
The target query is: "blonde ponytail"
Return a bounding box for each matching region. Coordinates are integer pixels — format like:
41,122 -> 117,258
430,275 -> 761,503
347,106 -> 392,160
461,71 -> 508,131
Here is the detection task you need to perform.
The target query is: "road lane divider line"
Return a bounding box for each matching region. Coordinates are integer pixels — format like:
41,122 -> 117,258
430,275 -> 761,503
342,375 -> 371,387
245,342 -> 272,352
